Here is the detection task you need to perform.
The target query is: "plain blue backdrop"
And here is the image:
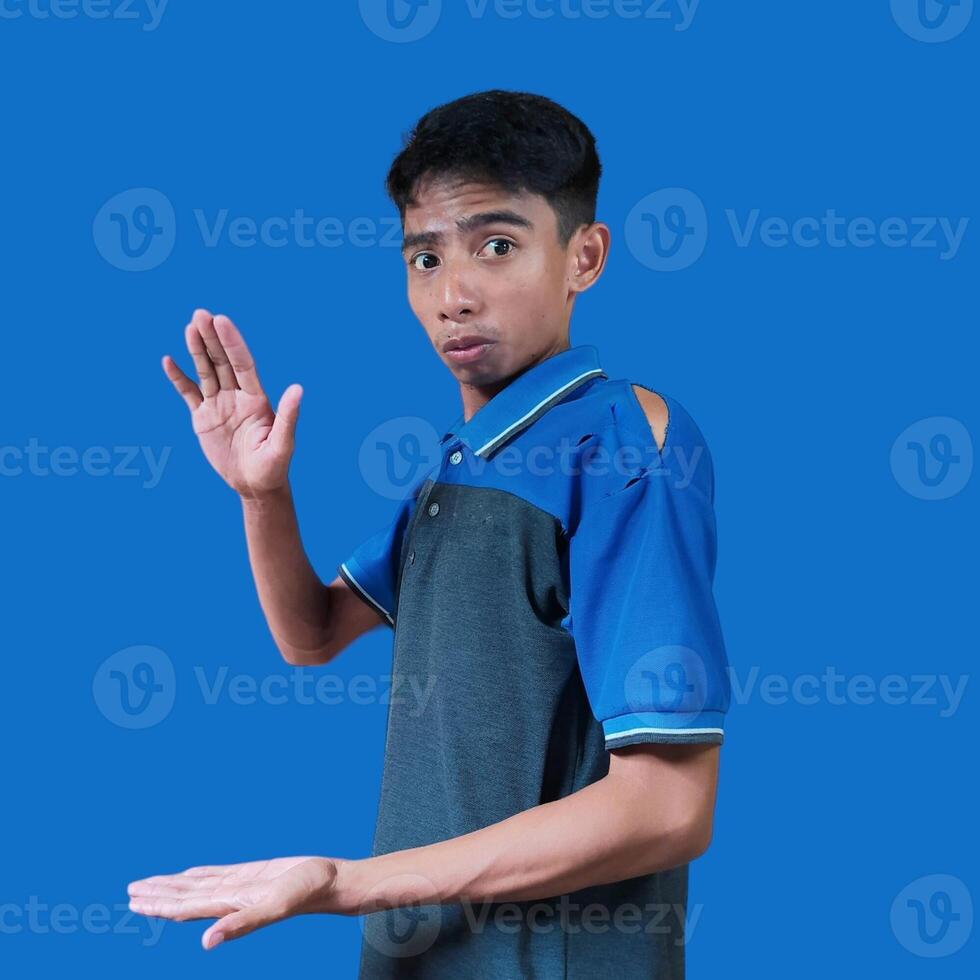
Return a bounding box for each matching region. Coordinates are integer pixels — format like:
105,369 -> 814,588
1,1 -> 976,976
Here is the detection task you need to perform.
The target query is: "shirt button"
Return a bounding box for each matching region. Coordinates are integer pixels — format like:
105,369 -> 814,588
449,450 -> 463,465
428,502 -> 440,517
409,550 -> 416,564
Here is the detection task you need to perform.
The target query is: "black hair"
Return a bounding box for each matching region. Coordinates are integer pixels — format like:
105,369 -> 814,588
385,89 -> 602,249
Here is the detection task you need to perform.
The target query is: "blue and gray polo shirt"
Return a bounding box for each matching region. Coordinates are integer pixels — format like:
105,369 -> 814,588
338,343 -> 731,979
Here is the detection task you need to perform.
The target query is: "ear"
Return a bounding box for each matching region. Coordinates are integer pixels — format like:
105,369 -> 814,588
631,384 -> 669,453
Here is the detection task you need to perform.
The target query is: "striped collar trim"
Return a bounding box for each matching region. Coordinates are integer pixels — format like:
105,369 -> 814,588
440,345 -> 607,460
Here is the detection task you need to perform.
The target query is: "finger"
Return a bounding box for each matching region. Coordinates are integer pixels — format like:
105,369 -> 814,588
180,862 -> 253,877
161,355 -> 203,412
129,892 -> 236,922
202,905 -> 282,950
128,861 -> 247,890
269,384 -> 303,458
196,311 -> 239,391
212,314 -> 265,397
129,876 -> 215,898
186,317 -> 220,399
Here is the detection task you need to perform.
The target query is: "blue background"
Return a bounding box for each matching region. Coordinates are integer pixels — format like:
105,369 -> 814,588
1,1 -> 976,976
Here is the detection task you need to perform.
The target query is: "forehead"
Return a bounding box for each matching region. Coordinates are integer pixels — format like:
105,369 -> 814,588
402,178 -> 555,239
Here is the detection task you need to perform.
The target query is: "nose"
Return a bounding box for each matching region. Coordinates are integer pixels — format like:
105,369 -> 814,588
438,263 -> 480,323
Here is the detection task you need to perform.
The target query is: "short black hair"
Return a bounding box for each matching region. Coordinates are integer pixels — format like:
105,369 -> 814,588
385,89 -> 602,250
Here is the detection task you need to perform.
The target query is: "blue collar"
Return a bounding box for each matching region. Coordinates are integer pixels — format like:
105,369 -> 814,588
440,344 -> 607,459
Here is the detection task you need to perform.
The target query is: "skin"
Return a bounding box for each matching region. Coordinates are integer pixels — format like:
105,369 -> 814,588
131,178 -> 716,951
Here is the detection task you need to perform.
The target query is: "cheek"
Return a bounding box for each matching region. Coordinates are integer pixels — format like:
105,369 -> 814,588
407,280 -> 428,316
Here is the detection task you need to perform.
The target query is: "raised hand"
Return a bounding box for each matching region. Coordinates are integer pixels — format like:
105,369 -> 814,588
162,309 -> 303,498
127,856 -> 343,949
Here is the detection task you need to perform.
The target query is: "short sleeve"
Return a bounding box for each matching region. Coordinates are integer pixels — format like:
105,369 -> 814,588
566,459 -> 731,749
338,493 -> 417,628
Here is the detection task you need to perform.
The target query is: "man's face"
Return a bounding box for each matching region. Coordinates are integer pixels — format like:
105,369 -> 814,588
401,178 -> 600,388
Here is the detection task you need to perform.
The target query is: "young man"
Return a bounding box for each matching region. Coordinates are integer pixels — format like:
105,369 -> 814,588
128,89 -> 732,978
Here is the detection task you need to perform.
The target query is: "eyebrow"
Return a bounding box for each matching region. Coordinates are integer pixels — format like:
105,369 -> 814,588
401,209 -> 534,254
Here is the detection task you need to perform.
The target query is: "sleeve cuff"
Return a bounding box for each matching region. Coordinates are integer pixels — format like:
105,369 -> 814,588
602,710 -> 725,748
338,560 -> 395,627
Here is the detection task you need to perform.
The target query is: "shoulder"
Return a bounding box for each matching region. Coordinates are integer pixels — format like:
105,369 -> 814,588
574,376 -> 674,457
629,384 -> 669,454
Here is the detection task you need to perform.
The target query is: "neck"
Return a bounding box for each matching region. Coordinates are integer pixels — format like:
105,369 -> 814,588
459,339 -> 571,422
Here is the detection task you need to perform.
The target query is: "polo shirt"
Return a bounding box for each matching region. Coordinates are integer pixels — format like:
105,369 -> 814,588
338,343 -> 731,979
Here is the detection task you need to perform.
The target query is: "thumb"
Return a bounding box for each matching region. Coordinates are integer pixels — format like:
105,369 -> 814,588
202,905 -> 279,950
269,384 -> 303,457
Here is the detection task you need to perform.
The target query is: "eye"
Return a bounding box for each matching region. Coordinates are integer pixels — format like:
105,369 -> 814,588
480,238 -> 515,258
411,252 -> 439,272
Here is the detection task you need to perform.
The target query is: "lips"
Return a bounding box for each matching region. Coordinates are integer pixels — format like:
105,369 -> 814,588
443,335 -> 494,353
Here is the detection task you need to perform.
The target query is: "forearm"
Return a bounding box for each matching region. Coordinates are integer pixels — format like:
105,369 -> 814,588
329,767 -> 709,915
240,484 -> 333,665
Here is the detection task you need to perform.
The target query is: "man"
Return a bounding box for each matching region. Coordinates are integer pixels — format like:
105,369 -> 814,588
128,89 -> 732,978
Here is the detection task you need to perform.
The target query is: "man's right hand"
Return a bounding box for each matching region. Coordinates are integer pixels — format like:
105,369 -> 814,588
162,309 -> 303,499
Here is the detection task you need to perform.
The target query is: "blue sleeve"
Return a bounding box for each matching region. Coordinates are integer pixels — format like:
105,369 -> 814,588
338,493 -> 417,628
566,454 -> 731,749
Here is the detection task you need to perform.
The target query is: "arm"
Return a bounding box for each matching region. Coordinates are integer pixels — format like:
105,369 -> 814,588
240,485 -> 385,666
127,742 -> 719,948
333,741 -> 718,911
163,309 -> 384,667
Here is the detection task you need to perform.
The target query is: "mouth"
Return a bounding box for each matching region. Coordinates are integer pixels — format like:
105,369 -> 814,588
443,335 -> 496,365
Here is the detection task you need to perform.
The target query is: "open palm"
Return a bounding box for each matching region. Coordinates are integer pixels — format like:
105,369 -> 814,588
127,856 -> 342,949
163,309 -> 303,497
